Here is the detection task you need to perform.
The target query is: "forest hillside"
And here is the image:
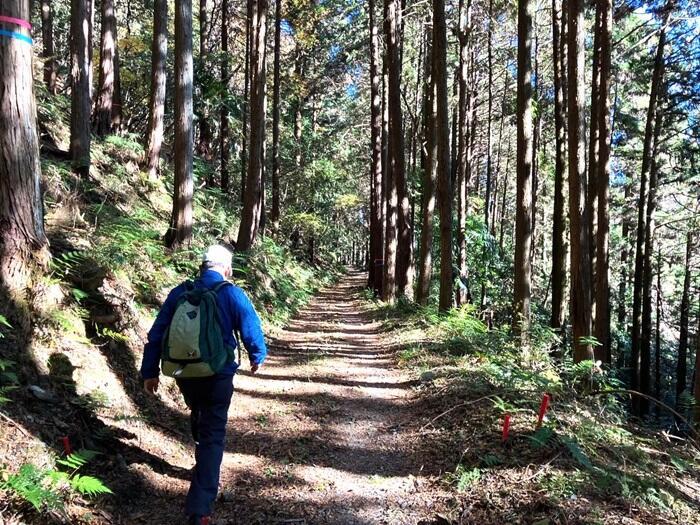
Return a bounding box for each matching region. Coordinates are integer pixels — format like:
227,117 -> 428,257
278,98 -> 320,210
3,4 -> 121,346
0,0 -> 699,523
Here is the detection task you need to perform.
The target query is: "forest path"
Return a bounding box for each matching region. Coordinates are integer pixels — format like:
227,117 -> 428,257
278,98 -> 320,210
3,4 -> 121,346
211,270 -> 445,524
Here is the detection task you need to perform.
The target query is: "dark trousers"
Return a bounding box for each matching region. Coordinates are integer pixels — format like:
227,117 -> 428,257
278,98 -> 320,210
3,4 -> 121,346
176,374 -> 234,517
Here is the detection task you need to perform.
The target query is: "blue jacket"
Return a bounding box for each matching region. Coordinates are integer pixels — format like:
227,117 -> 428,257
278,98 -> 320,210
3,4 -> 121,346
140,270 -> 268,379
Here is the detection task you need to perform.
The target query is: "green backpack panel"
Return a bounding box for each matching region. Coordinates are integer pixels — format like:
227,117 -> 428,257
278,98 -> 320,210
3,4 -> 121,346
160,281 -> 236,378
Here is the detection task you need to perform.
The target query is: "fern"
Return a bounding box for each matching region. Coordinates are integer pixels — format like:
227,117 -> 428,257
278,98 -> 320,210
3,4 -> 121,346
69,474 -> 113,497
56,449 -> 99,470
2,464 -> 63,511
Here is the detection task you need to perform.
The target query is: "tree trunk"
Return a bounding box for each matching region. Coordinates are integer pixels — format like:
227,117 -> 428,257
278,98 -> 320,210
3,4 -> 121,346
196,0 -> 213,165
640,97 -> 664,413
595,0 -> 613,362
617,182 -> 631,349
416,29 -> 435,306
483,0 -> 493,231
587,4 -> 602,305
550,0 -> 567,331
676,232 -> 692,405
385,0 -> 413,300
514,0 -> 533,338
567,0 -> 593,362
237,0 -> 267,251
69,0 -> 92,176
369,0 -> 384,296
0,0 -> 50,305
41,0 -> 57,94
94,0 -> 118,136
433,0 -> 452,312
654,249 -> 662,404
220,0 -> 230,191
240,0 -> 251,203
631,9 -> 669,407
694,282 -> 700,424
382,1 -> 398,303
165,0 -> 194,249
145,0 -> 167,180
270,0 -> 281,230
455,0 -> 472,306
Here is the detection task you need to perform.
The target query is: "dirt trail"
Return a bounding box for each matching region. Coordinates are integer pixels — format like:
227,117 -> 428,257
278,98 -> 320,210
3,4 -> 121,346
209,270 -> 446,524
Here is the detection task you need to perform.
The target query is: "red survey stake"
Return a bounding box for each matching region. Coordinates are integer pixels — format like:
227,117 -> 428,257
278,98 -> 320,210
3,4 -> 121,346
502,414 -> 511,442
536,393 -> 550,429
60,436 -> 73,455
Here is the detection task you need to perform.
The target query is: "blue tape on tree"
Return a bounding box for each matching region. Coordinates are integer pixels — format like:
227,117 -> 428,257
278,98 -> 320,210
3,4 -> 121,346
0,29 -> 32,44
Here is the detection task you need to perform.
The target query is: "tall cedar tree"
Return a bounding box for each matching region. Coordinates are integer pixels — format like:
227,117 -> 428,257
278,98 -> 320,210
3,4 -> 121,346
145,0 -> 167,179
676,233 -> 692,404
455,0 -> 472,306
69,0 -> 92,176
270,0 -> 281,229
165,0 -> 195,249
567,0 -> 594,362
595,0 -> 613,362
237,0 -> 268,250
41,0 -> 57,94
0,0 -> 50,304
484,0 -> 493,230
631,8 -> 669,406
433,0 -> 453,311
95,0 -> 119,136
385,0 -> 413,300
368,0 -> 384,295
381,0 -> 399,303
514,0 -> 533,337
550,0 -> 567,330
416,25 -> 436,306
197,0 -> 213,167
220,0 -> 230,191
240,0 -> 251,202
641,97 -> 665,412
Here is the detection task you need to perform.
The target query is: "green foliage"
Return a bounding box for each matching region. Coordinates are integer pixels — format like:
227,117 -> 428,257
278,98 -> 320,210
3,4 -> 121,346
1,450 -> 111,513
452,465 -> 481,492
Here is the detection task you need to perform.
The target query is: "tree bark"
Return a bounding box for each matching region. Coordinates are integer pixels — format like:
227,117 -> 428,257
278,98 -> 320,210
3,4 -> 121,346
640,96 -> 664,413
587,3 -> 602,301
385,0 -> 413,300
550,0 -> 567,331
433,0 -> 452,312
95,0 -> 118,136
270,0 -> 281,230
381,0 -> 398,303
631,9 -> 669,407
483,0 -> 493,231
595,0 -> 613,362
0,0 -> 50,303
240,0 -> 251,203
514,0 -> 533,338
369,0 -> 384,296
654,249 -> 662,404
455,0 -> 472,306
196,0 -> 213,165
41,0 -> 57,94
220,0 -> 230,191
237,0 -> 267,251
416,27 -> 435,306
165,0 -> 194,249
69,0 -> 92,176
145,0 -> 167,180
567,0 -> 594,362
676,232 -> 692,405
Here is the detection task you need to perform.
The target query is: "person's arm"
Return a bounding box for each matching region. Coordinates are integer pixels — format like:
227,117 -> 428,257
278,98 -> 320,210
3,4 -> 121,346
140,285 -> 184,384
230,287 -> 267,370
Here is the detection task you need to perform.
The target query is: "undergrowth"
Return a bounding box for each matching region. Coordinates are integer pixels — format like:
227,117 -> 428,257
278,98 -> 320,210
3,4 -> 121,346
377,300 -> 700,522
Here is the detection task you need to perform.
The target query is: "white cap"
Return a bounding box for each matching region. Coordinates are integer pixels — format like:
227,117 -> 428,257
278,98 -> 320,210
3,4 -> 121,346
202,245 -> 233,267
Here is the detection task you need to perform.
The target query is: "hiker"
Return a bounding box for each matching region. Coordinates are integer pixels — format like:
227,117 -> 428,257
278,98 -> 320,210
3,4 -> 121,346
140,244 -> 267,525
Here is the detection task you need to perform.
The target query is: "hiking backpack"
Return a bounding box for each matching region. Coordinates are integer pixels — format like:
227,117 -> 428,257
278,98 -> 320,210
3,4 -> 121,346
160,281 -> 237,378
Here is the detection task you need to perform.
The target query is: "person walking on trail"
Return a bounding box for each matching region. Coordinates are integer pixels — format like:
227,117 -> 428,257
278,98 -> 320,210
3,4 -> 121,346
140,244 -> 268,525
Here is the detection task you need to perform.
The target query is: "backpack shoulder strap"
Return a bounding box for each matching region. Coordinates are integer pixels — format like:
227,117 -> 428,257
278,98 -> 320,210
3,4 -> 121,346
211,280 -> 233,293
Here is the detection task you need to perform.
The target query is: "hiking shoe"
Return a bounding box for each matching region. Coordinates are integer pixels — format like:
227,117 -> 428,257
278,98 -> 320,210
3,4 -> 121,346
188,516 -> 211,525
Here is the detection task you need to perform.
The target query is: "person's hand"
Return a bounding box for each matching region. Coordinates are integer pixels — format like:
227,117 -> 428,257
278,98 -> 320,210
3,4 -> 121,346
144,378 -> 159,394
250,363 -> 260,374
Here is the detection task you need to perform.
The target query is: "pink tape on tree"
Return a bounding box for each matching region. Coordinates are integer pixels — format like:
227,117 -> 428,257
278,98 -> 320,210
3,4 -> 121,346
0,16 -> 32,31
